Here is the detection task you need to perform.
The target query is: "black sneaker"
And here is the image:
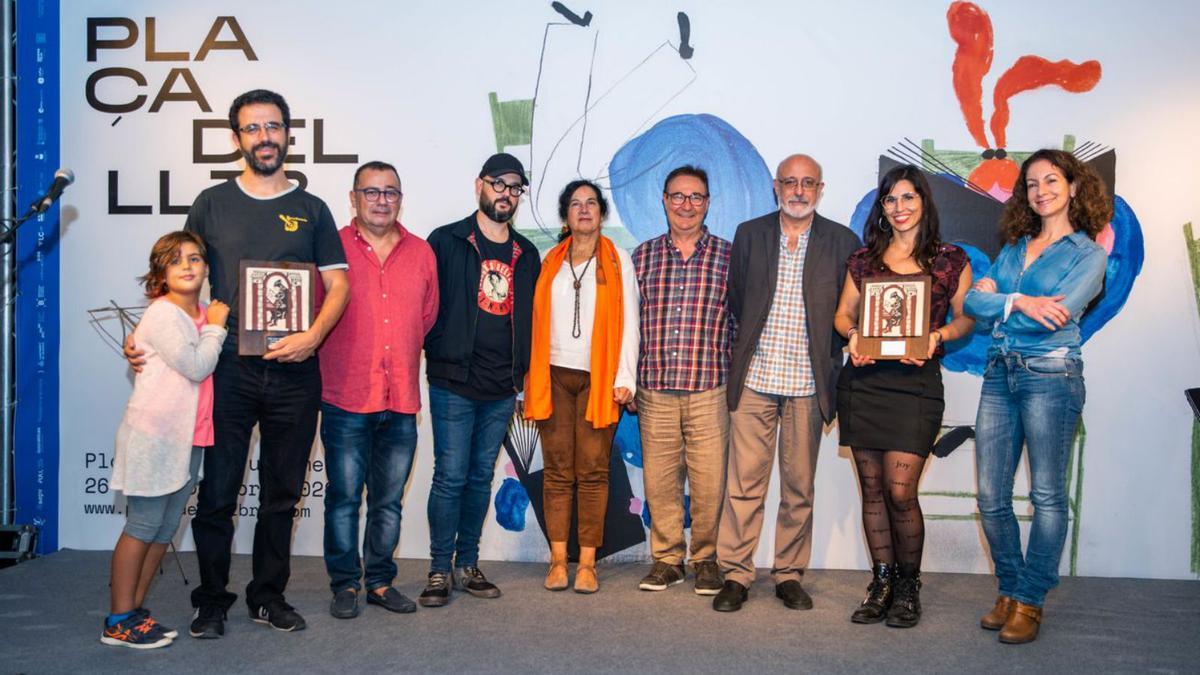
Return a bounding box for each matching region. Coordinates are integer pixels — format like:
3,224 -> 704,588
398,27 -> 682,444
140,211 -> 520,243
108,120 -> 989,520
638,561 -> 686,591
188,605 -> 226,639
249,599 -> 306,632
693,561 -> 723,596
418,571 -> 453,607
454,566 -> 502,598
329,588 -> 360,619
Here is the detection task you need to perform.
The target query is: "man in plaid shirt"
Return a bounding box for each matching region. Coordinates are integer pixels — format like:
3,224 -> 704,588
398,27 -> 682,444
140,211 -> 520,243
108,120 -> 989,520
631,165 -> 732,596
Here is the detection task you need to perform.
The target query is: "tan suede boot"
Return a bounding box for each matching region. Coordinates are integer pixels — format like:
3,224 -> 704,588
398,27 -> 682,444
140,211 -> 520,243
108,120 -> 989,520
981,595 -> 1016,630
545,541 -> 569,591
574,546 -> 598,594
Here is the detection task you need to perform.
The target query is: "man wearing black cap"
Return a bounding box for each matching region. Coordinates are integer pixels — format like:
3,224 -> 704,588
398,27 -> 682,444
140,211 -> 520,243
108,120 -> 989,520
418,153 -> 541,607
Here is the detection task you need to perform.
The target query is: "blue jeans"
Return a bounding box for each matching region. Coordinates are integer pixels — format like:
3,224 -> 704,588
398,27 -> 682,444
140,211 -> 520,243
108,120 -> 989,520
426,384 -> 515,572
321,403 -> 418,593
975,353 -> 1085,607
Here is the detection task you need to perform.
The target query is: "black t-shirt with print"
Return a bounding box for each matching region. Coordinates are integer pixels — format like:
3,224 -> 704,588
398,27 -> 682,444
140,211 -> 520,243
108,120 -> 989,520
184,179 -> 346,353
437,224 -> 516,400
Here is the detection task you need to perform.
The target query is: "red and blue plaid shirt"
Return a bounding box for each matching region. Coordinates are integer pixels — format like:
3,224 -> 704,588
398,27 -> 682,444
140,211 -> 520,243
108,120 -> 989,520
632,229 -> 732,392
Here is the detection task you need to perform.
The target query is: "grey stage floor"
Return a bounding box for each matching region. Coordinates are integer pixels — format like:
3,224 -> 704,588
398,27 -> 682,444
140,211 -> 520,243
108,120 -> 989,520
2,549 -> 1198,674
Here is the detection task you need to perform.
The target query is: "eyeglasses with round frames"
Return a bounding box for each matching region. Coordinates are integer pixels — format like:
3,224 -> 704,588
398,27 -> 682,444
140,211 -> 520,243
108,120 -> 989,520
237,121 -> 286,136
777,177 -> 822,192
881,193 -> 919,210
354,188 -> 403,203
666,192 -> 708,206
483,178 -> 525,197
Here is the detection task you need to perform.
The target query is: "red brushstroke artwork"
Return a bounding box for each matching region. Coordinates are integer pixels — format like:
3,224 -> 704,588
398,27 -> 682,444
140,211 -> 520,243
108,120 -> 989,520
946,1 -> 1101,197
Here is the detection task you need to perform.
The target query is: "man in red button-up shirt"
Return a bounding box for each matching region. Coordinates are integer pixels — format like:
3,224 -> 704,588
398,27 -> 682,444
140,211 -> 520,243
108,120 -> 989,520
318,161 -> 438,619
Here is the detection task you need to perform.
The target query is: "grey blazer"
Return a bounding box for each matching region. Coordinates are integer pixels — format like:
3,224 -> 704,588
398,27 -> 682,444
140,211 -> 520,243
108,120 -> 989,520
726,210 -> 862,422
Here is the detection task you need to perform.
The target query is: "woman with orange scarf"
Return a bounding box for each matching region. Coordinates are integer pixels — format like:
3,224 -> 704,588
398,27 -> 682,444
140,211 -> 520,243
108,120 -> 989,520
525,179 -> 639,593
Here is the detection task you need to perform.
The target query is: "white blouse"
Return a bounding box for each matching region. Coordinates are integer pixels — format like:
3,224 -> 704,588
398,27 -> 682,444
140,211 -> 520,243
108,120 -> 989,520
548,245 -> 639,394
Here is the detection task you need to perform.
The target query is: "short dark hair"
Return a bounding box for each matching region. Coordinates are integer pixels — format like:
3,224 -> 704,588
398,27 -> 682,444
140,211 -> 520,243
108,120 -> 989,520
353,161 -> 401,190
139,230 -> 207,299
228,89 -> 291,132
662,165 -> 708,194
556,180 -> 609,241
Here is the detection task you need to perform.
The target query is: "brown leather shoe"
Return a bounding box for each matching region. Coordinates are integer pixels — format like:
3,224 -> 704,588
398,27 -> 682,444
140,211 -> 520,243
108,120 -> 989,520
998,601 -> 1042,644
981,595 -> 1016,630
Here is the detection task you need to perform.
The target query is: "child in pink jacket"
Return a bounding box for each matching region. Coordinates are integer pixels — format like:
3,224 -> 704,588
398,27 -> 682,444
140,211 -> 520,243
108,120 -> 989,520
103,231 -> 228,649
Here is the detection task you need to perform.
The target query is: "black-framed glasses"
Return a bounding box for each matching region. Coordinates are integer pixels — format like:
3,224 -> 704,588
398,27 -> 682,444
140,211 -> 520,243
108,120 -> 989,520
237,121 -> 286,136
881,192 -> 919,210
666,192 -> 708,206
354,188 -> 403,203
483,178 -> 525,196
777,176 -> 821,192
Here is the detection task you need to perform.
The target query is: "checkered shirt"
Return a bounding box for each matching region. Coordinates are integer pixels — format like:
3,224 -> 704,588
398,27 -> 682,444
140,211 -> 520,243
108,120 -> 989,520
632,229 -> 732,392
745,228 -> 816,396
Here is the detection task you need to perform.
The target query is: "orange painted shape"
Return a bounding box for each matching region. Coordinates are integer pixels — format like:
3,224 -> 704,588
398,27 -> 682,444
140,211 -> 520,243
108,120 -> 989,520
990,56 -> 1102,147
947,1 -> 994,149
968,158 -> 1019,199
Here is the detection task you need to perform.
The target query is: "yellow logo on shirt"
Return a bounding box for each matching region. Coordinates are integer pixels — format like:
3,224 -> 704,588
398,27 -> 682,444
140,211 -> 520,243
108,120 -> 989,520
279,214 -> 307,232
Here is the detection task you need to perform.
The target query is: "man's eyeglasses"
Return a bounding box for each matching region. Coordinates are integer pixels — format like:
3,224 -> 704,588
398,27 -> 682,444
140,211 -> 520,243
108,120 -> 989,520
237,121 -> 286,136
881,193 -> 919,210
483,178 -> 525,196
777,177 -> 821,192
666,192 -> 708,206
355,188 -> 403,203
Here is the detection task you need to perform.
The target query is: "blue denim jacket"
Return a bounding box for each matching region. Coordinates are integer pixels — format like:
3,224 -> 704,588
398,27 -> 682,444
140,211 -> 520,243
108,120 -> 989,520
964,230 -> 1107,359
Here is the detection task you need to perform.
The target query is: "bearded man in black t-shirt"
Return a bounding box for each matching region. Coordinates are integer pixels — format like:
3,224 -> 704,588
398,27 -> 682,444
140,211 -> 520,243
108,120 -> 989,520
126,90 -> 349,637
419,153 -> 540,607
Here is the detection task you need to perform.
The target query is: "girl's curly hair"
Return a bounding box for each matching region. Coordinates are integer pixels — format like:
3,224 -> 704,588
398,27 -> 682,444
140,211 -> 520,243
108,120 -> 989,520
999,148 -> 1112,244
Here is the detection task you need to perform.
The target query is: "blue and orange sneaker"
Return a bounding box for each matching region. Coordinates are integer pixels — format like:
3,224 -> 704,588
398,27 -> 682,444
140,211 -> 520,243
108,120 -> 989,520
100,613 -> 172,650
134,607 -> 178,639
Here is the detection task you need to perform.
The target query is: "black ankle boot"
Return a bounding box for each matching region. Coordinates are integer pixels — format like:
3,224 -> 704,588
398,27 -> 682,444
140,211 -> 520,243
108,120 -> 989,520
885,567 -> 922,628
850,563 -> 893,624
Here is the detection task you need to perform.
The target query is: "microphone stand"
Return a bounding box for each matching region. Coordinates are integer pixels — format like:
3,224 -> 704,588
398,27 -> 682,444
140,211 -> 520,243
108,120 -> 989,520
0,203 -> 46,246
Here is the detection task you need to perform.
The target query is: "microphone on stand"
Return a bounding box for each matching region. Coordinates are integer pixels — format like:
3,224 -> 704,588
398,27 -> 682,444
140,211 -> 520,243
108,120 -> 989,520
30,168 -> 74,214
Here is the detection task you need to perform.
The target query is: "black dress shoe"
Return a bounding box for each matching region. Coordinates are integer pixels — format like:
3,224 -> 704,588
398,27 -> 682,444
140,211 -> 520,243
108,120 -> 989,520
367,586 -> 417,614
712,580 -> 748,612
329,588 -> 360,619
775,580 -> 813,610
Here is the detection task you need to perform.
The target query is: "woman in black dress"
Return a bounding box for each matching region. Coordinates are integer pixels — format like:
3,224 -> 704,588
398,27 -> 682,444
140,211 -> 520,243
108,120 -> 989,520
833,164 -> 974,628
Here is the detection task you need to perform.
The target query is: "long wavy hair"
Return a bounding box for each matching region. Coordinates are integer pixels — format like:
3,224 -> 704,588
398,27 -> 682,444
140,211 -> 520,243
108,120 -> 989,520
999,148 -> 1112,243
862,164 -> 942,274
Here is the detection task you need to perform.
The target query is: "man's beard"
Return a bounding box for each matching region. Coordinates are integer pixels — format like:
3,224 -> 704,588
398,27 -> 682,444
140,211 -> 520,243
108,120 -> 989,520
781,198 -> 815,220
241,141 -> 286,176
479,193 -> 517,223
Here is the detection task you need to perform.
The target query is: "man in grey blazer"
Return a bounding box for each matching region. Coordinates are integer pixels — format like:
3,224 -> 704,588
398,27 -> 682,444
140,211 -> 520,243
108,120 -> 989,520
713,154 -> 861,612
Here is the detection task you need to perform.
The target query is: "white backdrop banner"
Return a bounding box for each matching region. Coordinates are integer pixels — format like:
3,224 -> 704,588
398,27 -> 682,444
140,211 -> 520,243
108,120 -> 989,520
46,0 -> 1200,580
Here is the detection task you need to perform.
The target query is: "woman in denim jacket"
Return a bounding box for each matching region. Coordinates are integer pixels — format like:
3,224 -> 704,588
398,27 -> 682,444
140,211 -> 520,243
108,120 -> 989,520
964,148 -> 1109,644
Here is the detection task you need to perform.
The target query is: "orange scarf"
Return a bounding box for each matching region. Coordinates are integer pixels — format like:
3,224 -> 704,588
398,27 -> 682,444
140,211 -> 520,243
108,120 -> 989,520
525,235 -> 624,428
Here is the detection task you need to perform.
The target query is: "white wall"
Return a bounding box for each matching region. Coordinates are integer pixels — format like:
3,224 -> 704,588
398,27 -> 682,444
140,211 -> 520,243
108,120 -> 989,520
55,0 -> 1200,579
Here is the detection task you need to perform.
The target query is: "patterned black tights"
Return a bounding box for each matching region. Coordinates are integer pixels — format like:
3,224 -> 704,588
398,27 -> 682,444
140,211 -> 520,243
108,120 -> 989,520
852,447 -> 927,572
